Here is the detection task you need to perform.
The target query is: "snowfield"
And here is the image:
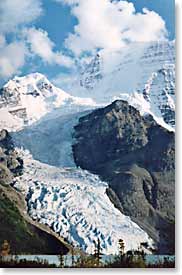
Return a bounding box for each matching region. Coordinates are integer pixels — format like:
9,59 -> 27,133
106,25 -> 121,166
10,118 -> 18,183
13,150 -> 154,255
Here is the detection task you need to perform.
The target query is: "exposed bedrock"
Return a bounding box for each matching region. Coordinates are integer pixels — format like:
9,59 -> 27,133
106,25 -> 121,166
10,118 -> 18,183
72,100 -> 175,254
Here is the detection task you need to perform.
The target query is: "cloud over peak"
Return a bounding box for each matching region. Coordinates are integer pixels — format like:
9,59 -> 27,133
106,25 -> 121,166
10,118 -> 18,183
58,0 -> 168,55
0,0 -> 169,81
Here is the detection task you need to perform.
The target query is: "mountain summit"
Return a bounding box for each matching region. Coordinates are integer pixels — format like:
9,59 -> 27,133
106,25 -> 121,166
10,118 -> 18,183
64,41 -> 175,131
0,73 -> 96,131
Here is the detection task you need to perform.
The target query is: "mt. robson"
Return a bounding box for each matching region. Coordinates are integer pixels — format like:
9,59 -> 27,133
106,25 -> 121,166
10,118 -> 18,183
0,40 -> 175,255
61,40 -> 175,131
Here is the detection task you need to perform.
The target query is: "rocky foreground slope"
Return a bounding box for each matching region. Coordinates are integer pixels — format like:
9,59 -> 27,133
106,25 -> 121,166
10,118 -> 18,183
72,100 -> 175,254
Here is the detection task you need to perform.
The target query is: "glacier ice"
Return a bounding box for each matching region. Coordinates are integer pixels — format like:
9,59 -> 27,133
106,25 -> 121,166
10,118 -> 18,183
13,151 -> 154,255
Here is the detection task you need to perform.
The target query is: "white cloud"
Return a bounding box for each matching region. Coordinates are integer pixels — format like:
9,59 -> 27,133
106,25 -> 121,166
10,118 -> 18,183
0,38 -> 27,78
0,0 -> 43,79
55,0 -> 79,4
0,0 -> 75,80
23,28 -> 74,68
0,0 -> 168,80
0,35 -> 6,48
0,0 -> 43,33
57,0 -> 168,55
60,54 -> 75,67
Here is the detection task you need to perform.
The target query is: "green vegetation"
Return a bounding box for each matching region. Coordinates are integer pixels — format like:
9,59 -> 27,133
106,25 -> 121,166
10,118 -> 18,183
0,254 -> 175,268
104,254 -> 175,268
0,258 -> 57,268
0,235 -> 175,268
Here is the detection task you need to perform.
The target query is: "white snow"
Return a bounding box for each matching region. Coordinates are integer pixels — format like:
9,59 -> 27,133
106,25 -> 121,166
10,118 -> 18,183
0,108 -> 24,132
113,91 -> 174,132
13,150 -> 154,255
0,72 -> 97,131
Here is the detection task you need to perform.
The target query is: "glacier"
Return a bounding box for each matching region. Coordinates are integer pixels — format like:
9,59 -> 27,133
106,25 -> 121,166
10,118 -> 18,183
12,110 -> 91,167
11,107 -> 154,254
12,150 -> 154,255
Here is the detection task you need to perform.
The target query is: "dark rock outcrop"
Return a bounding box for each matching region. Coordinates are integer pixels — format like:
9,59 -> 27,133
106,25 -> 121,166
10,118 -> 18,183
0,129 -> 23,184
72,100 -> 175,254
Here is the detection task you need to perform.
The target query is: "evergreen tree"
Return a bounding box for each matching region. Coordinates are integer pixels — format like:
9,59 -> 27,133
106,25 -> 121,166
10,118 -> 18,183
0,240 -> 10,257
118,239 -> 125,262
93,238 -> 102,267
58,253 -> 64,268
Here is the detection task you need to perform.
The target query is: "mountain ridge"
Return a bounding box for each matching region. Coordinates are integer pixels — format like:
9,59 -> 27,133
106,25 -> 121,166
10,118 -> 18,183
72,99 -> 175,254
62,40 -> 175,130
0,73 -> 97,131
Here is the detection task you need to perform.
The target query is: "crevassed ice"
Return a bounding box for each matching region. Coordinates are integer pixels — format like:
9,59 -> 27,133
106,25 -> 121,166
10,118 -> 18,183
13,151 -> 154,255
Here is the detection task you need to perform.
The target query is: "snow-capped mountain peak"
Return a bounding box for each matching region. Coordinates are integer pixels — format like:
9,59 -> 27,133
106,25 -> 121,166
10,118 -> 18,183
0,73 -> 97,131
64,41 -> 175,131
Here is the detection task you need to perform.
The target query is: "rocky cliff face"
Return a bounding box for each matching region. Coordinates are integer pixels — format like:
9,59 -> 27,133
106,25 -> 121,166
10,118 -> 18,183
80,54 -> 102,89
72,100 -> 175,254
0,129 -> 23,184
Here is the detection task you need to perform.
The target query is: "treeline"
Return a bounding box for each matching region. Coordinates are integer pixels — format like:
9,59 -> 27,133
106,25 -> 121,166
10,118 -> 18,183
73,239 -> 175,268
0,239 -> 175,268
0,257 -> 57,268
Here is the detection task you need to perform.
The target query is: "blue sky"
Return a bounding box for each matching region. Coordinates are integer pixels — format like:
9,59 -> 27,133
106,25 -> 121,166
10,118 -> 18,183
0,0 -> 175,86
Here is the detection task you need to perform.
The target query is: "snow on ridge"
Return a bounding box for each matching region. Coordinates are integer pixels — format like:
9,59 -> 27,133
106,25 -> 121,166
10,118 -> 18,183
113,91 -> 175,132
0,108 -> 24,132
0,72 -> 97,131
63,40 -> 175,131
13,150 -> 154,255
